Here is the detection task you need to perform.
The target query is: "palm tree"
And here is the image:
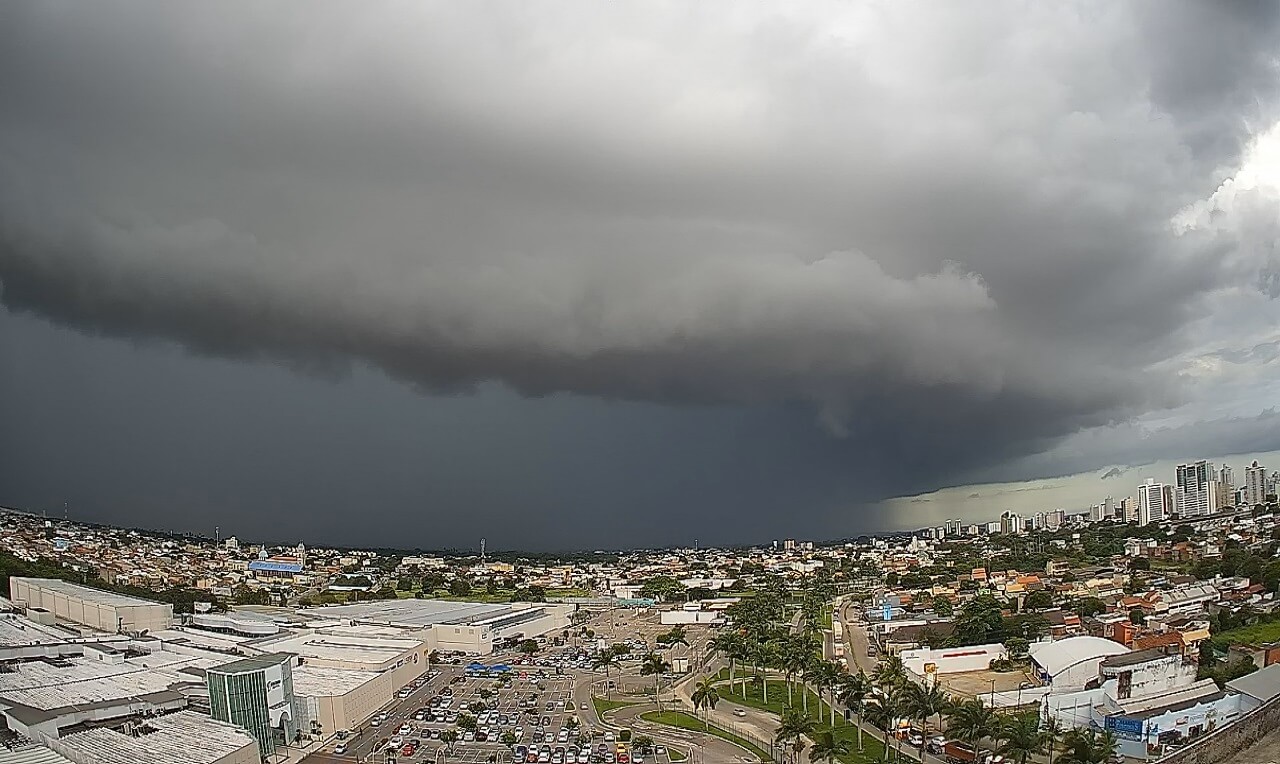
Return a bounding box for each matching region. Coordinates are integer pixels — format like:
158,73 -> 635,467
1044,716 -> 1063,764
754,639 -> 780,705
712,631 -> 747,692
640,652 -> 671,712
593,644 -> 625,696
1059,728 -> 1119,764
782,636 -> 812,706
776,706 -> 817,764
998,713 -> 1048,764
814,660 -> 844,727
904,681 -> 950,740
809,730 -> 852,764
874,654 -> 906,688
867,681 -> 905,761
947,699 -> 999,763
691,678 -> 720,730
837,670 -> 871,752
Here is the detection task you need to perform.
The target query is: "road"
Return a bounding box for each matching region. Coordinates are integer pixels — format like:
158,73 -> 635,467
608,700 -> 764,763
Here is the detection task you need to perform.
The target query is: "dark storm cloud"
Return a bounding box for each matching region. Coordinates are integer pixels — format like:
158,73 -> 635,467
1100,467 -> 1128,480
3,1 -> 1280,541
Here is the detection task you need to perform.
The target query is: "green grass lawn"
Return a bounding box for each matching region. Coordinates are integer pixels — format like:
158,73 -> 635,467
711,668 -> 889,764
592,696 -> 641,717
667,748 -> 688,761
639,710 -> 772,762
1212,620 -> 1280,648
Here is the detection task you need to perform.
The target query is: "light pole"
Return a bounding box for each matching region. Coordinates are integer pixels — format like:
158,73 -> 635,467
1017,681 -> 1032,709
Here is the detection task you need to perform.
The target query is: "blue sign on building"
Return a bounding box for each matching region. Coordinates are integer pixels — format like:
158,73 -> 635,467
1105,715 -> 1143,741
882,603 -> 892,621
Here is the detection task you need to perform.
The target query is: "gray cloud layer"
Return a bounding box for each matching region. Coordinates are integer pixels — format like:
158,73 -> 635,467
3,2 -> 1280,543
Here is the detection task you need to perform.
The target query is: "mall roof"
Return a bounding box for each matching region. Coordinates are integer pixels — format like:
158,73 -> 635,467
1029,636 -> 1130,677
0,745 -> 76,764
207,652 -> 294,674
291,665 -> 381,698
0,652 -> 219,711
53,710 -> 257,764
297,599 -> 517,628
10,579 -> 163,609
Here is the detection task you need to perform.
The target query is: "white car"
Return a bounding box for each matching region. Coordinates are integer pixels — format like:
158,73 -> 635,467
389,736 -> 403,747
333,743 -> 348,754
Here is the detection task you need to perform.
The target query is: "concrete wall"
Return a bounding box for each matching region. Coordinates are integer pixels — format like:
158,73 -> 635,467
900,643 -> 1005,675
659,610 -> 721,625
1158,692 -> 1280,764
10,579 -> 172,633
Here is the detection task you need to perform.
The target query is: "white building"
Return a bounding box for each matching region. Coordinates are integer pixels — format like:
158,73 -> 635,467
1137,480 -> 1173,526
1175,461 -> 1217,519
1245,460 -> 1269,507
10,578 -> 173,634
1029,636 -> 1130,693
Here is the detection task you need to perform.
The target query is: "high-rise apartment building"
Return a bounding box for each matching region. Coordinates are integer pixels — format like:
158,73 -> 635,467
1138,479 -> 1173,525
1245,461 -> 1268,507
1175,461 -> 1216,518
1216,465 -> 1235,509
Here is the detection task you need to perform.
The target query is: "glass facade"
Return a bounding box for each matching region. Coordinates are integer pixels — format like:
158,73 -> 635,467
206,654 -> 298,757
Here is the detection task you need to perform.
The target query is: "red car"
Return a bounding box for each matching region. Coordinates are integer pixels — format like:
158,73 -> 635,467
401,744 -> 415,757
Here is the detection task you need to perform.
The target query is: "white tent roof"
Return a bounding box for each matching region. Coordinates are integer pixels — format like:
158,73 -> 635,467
1029,636 -> 1129,676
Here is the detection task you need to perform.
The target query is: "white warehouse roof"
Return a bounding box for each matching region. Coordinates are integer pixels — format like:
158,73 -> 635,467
1029,635 -> 1129,677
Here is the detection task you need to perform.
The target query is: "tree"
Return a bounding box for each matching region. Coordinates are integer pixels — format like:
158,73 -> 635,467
904,682 -> 950,741
519,639 -> 540,655
640,652 -> 671,712
998,713 -> 1048,764
593,644 -> 627,695
632,735 -> 654,754
873,654 -> 906,689
1059,728 -> 1118,764
1004,636 -> 1030,658
1073,597 -> 1106,618
947,699 -> 999,762
500,731 -> 517,746
781,636 -> 813,706
456,713 -> 477,732
1129,556 -> 1150,571
1022,590 -> 1054,611
691,678 -> 720,729
954,595 -> 1007,645
809,730 -> 852,764
1128,608 -> 1145,625
449,577 -> 472,597
837,671 -> 871,752
776,706 -> 817,764
440,729 -> 459,753
932,596 -> 954,617
813,660 -> 844,727
513,585 -> 547,602
712,632 -> 748,694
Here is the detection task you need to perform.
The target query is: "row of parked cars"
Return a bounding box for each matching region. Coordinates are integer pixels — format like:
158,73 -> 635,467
513,740 -> 653,764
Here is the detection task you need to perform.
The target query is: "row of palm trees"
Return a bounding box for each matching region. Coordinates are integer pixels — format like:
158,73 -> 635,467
713,593 -> 1119,764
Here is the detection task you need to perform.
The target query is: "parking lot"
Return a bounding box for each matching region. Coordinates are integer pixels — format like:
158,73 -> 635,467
312,665 -> 672,763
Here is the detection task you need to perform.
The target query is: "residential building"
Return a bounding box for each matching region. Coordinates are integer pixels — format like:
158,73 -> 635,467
1175,461 -> 1216,519
1245,460 -> 1268,507
1137,480 -> 1173,526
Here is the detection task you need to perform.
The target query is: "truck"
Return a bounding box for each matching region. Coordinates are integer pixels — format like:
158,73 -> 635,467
943,741 -> 977,764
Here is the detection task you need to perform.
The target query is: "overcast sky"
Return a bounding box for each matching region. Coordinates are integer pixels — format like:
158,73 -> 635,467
4,2 -> 1280,550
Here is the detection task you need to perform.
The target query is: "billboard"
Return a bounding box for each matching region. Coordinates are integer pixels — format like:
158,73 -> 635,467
1105,715 -> 1143,741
